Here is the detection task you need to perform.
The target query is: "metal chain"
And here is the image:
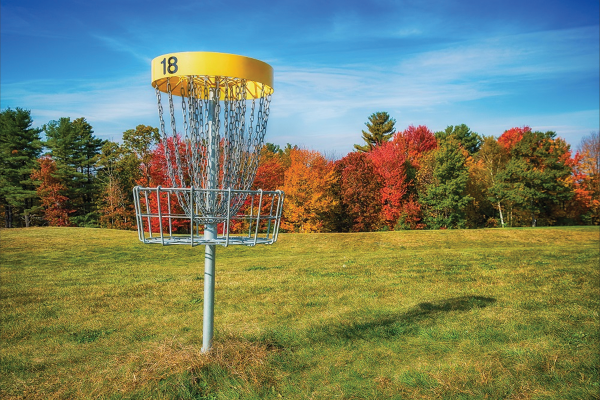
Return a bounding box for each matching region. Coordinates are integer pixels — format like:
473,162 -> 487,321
156,76 -> 273,222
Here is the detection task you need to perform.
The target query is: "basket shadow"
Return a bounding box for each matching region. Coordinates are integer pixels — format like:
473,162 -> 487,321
306,296 -> 497,344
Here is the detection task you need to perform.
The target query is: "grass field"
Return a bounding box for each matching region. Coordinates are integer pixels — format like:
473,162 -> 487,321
1,226 -> 599,399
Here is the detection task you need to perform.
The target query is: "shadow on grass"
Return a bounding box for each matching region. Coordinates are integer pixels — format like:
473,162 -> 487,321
306,296 -> 497,344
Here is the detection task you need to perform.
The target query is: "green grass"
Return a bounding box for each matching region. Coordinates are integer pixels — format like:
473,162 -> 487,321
1,226 -> 599,399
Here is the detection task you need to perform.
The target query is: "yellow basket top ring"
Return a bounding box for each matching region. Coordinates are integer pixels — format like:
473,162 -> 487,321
151,52 -> 274,99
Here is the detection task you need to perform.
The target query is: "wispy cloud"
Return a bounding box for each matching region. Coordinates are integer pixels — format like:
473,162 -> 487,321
2,75 -> 157,140
92,35 -> 153,64
266,24 -> 599,151
273,25 -> 598,116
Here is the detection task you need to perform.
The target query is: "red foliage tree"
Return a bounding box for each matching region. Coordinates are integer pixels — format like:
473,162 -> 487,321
336,152 -> 382,232
217,151 -> 288,234
136,137 -> 189,233
498,126 -> 531,150
252,158 -> 285,192
557,149 -> 598,224
395,195 -> 425,230
30,156 -> 74,226
400,125 -> 438,168
369,138 -> 410,229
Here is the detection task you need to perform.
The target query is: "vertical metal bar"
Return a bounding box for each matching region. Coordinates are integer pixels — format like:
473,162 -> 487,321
144,191 -> 152,240
133,187 -> 143,242
190,186 -> 195,246
167,190 -> 173,238
225,188 -> 231,247
248,193 -> 255,238
202,93 -> 218,353
157,186 -> 164,245
266,192 -> 275,239
274,191 -> 284,242
253,189 -> 263,246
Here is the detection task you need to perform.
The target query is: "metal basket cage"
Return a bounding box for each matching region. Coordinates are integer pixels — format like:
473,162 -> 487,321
133,186 -> 284,247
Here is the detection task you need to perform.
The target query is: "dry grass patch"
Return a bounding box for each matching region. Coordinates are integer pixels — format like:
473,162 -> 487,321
108,334 -> 282,397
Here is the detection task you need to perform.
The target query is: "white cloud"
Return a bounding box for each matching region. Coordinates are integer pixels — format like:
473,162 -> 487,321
1,75 -> 158,140
92,34 -> 153,64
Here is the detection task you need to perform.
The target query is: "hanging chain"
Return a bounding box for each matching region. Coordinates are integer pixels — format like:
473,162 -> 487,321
156,76 -> 273,222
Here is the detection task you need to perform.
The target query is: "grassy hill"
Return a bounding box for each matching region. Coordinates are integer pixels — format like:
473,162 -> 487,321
1,227 -> 599,399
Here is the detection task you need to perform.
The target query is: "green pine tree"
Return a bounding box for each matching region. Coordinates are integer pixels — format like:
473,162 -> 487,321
420,136 -> 473,229
43,117 -> 104,226
0,108 -> 43,227
354,112 -> 396,152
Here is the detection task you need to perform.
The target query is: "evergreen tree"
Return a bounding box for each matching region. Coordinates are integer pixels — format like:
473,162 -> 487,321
420,136 -> 473,228
0,108 -> 43,227
354,112 -> 396,152
435,124 -> 482,155
43,117 -> 104,226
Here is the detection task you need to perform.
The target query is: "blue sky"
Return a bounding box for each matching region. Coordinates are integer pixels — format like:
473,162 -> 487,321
1,0 -> 598,157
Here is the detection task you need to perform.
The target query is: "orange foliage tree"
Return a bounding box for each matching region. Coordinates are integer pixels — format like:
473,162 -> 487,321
574,132 -> 600,224
30,156 -> 74,226
96,142 -> 135,230
498,126 -> 531,150
281,148 -> 337,233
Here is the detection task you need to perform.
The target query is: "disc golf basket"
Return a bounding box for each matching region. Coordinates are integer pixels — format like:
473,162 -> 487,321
133,52 -> 284,352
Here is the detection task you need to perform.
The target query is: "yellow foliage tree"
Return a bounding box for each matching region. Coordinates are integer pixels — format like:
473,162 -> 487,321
281,148 -> 337,233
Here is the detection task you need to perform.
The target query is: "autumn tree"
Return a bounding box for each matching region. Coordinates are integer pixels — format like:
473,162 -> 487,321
491,130 -> 574,227
354,112 -> 396,152
578,131 -> 600,179
0,108 -> 43,227
498,126 -> 531,150
463,146 -> 496,228
559,131 -> 600,225
334,152 -> 382,232
95,141 -> 136,229
30,156 -> 74,226
132,137 -> 190,233
281,148 -> 337,233
252,143 -> 286,191
369,137 -> 409,229
401,125 -> 438,169
393,125 -> 437,229
122,125 -> 160,186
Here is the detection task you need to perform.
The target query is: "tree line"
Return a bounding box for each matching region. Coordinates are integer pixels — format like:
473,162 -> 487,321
1,108 -> 598,230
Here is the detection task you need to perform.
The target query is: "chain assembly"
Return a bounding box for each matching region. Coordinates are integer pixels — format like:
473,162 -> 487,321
136,68 -> 282,247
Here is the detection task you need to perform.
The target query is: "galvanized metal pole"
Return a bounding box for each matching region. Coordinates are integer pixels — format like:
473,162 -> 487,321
202,226 -> 216,352
202,95 -> 217,353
